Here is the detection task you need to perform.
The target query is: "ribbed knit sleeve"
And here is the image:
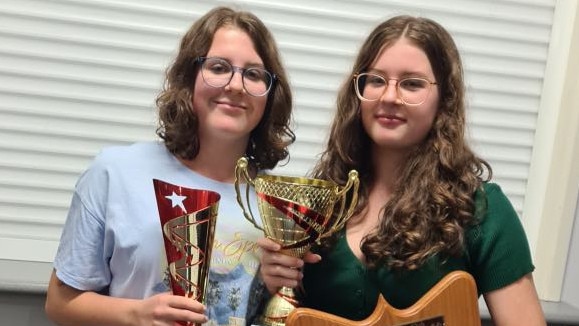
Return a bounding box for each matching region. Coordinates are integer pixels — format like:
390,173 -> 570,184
466,183 -> 535,294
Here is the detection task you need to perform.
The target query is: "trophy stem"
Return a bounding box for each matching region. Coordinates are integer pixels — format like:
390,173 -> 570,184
262,286 -> 299,326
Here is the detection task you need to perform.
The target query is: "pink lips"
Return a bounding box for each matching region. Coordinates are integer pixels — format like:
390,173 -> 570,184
215,100 -> 246,110
376,113 -> 406,127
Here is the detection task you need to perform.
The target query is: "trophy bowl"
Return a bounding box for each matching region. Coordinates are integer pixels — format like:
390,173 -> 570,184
234,157 -> 359,326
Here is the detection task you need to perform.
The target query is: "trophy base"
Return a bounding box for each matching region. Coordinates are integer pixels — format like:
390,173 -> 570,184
261,286 -> 299,326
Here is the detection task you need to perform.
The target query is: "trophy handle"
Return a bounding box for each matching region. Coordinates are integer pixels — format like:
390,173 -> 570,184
234,157 -> 264,232
328,170 -> 360,233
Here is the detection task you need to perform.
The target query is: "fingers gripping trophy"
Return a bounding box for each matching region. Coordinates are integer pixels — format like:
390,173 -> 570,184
234,157 -> 359,326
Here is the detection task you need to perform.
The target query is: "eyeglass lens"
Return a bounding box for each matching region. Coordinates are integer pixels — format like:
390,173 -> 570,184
356,73 -> 432,105
200,57 -> 273,96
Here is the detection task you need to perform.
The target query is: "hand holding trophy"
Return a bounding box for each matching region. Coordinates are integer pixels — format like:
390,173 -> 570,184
153,179 -> 221,326
234,157 -> 359,326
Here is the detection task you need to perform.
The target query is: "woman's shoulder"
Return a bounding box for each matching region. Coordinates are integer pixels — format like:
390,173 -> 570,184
473,182 -> 515,220
468,181 -> 528,246
476,182 -> 503,199
94,141 -> 165,163
86,141 -> 168,173
77,141 -> 167,186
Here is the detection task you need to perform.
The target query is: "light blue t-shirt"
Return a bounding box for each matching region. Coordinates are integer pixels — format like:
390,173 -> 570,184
54,141 -> 264,325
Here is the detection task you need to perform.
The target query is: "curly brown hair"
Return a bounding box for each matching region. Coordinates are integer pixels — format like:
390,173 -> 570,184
312,15 -> 492,270
156,6 -> 295,170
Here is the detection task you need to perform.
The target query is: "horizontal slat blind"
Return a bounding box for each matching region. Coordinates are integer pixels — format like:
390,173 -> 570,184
0,0 -> 555,270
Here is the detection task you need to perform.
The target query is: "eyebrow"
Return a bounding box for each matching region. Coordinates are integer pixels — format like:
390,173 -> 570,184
211,56 -> 266,69
367,68 -> 431,79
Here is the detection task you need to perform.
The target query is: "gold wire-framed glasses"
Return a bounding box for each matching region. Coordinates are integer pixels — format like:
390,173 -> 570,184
353,72 -> 437,106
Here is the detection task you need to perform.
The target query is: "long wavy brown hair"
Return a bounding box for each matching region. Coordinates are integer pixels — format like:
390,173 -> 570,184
313,16 -> 492,270
156,6 -> 295,170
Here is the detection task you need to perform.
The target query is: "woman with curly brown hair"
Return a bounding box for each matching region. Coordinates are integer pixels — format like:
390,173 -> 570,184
258,15 -> 545,325
46,6 -> 294,326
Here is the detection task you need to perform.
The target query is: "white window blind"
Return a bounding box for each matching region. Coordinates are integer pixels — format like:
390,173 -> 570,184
0,0 -> 556,289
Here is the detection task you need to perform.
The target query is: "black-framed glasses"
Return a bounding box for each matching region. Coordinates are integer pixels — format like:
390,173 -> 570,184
195,57 -> 276,97
353,72 -> 437,106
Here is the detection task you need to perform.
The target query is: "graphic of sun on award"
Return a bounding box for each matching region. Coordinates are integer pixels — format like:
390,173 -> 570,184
153,179 -> 221,326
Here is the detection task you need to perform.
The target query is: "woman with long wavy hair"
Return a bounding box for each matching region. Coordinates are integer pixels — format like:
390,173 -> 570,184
258,15 -> 545,325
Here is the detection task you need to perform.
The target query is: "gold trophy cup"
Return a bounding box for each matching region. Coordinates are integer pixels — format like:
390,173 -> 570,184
153,179 -> 221,326
234,157 -> 359,326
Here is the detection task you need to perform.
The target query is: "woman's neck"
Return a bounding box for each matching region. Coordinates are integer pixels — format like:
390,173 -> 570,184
371,147 -> 408,192
177,137 -> 249,183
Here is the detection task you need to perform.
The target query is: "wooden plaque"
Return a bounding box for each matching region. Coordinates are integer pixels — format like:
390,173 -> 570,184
286,271 -> 481,326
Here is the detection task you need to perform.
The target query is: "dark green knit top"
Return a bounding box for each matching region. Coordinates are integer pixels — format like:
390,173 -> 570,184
300,183 -> 534,320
